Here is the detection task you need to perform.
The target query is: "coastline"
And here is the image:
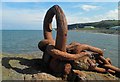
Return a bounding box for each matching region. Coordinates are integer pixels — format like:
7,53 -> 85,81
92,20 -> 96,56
68,29 -> 119,35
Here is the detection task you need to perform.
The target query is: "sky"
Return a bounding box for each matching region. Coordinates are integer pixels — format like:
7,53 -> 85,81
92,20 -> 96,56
1,1 -> 119,30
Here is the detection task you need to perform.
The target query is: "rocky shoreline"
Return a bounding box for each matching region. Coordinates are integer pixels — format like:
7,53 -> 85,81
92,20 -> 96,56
1,52 -> 120,81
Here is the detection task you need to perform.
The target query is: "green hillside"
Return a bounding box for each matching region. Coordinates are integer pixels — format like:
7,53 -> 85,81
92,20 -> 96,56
68,20 -> 120,30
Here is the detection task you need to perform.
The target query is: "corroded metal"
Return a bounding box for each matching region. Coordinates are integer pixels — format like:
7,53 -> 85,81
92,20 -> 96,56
43,5 -> 67,52
46,44 -> 90,60
66,42 -> 103,55
38,5 -> 120,80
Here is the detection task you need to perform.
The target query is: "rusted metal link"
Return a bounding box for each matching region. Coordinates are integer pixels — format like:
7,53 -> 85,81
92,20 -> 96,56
93,67 -> 115,74
66,42 -> 103,55
43,5 -> 67,52
99,56 -> 111,65
106,58 -> 112,64
96,59 -> 104,65
46,44 -> 90,61
103,64 -> 120,73
87,58 -> 96,68
38,39 -> 55,52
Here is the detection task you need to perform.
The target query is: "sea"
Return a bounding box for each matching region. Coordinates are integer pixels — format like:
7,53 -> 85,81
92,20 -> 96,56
1,30 -> 119,67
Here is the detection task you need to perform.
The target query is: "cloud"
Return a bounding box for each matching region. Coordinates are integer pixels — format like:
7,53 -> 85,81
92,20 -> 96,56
2,7 -> 61,30
66,9 -> 118,24
2,8 -> 47,30
2,8 -> 118,30
1,3 -> 118,30
81,5 -> 99,11
106,9 -> 118,19
93,9 -> 118,21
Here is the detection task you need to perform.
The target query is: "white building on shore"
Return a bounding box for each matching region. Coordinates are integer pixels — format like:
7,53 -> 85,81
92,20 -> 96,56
84,26 -> 95,29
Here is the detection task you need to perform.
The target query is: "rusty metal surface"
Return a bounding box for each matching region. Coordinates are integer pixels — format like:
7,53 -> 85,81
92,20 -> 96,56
43,5 -> 67,52
38,5 -> 120,81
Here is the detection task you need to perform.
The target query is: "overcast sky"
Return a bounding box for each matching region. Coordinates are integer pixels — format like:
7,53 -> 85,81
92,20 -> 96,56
1,1 -> 119,30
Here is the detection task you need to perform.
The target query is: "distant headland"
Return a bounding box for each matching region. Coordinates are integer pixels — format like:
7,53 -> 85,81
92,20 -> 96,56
66,20 -> 120,34
68,20 -> 119,29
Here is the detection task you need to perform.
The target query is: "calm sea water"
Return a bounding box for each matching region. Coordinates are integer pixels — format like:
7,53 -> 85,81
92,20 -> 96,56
1,30 -> 119,67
